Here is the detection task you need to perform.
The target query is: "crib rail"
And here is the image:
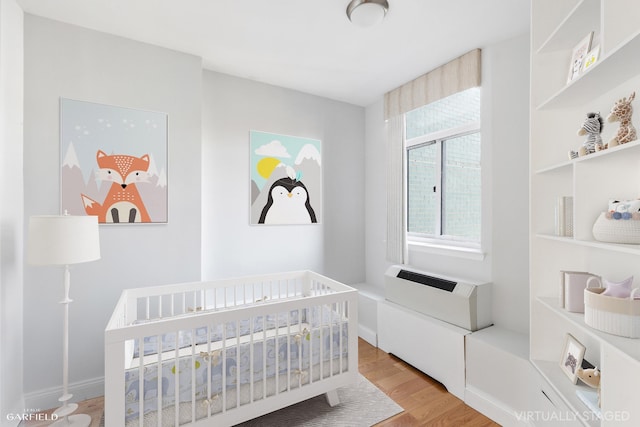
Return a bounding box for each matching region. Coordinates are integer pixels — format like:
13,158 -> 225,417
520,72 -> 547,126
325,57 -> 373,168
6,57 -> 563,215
106,271 -> 348,330
105,271 -> 358,427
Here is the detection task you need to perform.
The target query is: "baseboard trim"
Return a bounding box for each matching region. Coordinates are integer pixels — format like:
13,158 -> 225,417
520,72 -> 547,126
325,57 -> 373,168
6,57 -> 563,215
24,376 -> 104,412
465,385 -> 534,427
358,324 -> 377,347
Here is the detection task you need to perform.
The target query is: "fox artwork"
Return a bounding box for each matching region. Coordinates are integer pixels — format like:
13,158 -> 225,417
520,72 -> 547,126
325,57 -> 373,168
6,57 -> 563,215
81,150 -> 152,223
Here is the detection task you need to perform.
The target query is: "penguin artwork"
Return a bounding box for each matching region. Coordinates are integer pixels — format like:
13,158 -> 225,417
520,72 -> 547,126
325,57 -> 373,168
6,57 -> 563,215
258,177 -> 317,224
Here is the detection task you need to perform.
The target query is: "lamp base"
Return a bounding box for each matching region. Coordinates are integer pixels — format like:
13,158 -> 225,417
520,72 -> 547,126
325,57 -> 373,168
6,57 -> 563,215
50,414 -> 91,427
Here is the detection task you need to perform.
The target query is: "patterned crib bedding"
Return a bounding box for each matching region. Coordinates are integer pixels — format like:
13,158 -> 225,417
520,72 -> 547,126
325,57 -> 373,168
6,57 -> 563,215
125,312 -> 348,422
132,305 -> 342,359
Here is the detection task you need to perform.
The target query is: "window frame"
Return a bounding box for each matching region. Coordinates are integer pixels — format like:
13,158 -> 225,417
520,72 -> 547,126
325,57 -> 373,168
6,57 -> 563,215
405,119 -> 482,249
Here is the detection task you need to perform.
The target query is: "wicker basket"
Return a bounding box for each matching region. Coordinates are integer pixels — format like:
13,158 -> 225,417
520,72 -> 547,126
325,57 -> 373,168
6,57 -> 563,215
584,288 -> 640,338
592,212 -> 640,244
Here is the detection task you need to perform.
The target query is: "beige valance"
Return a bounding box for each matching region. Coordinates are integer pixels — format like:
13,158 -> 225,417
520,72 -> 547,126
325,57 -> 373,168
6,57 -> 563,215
384,48 -> 481,120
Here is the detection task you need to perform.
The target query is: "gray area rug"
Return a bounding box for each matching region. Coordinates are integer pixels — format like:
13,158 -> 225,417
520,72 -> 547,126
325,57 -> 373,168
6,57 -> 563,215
236,374 -> 403,426
100,374 -> 402,426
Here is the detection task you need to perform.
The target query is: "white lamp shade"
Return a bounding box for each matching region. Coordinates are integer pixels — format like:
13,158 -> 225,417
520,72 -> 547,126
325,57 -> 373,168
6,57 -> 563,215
28,215 -> 101,265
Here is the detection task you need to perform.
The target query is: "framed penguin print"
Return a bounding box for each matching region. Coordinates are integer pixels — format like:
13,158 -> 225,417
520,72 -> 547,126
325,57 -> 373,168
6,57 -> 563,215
250,130 -> 322,225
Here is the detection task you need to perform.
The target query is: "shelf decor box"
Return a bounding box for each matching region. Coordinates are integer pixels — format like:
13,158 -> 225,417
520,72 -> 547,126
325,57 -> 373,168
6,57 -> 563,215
561,271 -> 599,313
584,288 -> 640,338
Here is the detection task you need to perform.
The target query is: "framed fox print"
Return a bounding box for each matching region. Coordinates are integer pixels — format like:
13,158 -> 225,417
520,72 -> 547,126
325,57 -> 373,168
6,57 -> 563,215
60,98 -> 168,224
250,130 -> 322,225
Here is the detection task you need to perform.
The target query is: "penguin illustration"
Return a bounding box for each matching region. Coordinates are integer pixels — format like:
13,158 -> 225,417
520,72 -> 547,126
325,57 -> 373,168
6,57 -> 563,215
258,177 -> 317,224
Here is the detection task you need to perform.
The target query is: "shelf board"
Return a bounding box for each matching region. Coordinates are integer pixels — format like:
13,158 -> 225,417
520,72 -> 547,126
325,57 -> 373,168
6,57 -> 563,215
536,233 -> 640,255
537,297 -> 640,363
537,30 -> 640,110
531,359 -> 600,427
534,139 -> 640,174
535,159 -> 573,174
536,0 -> 600,54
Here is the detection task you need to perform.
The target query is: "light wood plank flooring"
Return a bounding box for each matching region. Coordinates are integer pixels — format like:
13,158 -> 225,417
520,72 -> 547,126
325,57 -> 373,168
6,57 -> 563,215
23,338 -> 499,426
358,338 -> 500,426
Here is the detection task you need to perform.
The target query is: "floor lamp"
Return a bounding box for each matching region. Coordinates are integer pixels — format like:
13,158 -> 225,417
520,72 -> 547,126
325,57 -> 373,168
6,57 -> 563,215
27,214 -> 101,427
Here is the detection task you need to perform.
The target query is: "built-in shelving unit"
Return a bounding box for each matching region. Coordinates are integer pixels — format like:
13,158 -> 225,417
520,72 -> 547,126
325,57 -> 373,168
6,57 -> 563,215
531,1 -> 640,426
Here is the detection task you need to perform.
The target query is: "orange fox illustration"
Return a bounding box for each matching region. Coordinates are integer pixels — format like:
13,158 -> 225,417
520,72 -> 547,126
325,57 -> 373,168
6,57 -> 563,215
81,150 -> 152,223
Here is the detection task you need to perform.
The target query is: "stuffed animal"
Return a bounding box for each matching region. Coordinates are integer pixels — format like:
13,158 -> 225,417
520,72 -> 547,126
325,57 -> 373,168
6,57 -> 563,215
578,112 -> 604,153
607,92 -> 636,147
576,366 -> 601,407
569,112 -> 605,159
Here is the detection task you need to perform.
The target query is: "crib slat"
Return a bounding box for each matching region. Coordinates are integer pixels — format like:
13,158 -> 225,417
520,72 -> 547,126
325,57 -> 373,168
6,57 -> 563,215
249,316 -> 254,404
339,302 -> 344,374
235,320 -> 240,408
275,313 -> 279,396
329,303 -> 334,378
138,337 -> 144,427
319,309 -> 324,380
262,315 -> 267,400
287,314 -> 291,392
222,325 -> 226,413
156,334 -> 162,427
174,331 -> 179,427
206,325 -> 211,420
191,328 -> 196,423
308,303 -> 313,385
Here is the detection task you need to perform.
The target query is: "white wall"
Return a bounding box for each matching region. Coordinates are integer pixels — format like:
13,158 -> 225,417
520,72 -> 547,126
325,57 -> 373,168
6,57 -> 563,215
0,0 -> 24,423
23,15 -> 203,407
364,34 -> 530,334
484,34 -> 530,334
201,71 -> 366,284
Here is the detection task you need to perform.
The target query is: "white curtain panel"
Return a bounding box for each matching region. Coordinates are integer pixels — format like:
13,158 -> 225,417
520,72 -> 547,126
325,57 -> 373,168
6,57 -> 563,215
385,115 -> 406,264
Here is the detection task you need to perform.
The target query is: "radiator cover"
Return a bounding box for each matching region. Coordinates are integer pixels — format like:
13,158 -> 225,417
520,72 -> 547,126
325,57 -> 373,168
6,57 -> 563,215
384,265 -> 492,331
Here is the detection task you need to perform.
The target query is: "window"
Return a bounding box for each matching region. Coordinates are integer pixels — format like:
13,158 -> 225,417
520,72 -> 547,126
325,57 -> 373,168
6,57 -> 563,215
405,87 -> 481,245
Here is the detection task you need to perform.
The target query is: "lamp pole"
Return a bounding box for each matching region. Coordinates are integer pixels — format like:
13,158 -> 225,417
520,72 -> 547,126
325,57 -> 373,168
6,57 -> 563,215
51,265 -> 90,427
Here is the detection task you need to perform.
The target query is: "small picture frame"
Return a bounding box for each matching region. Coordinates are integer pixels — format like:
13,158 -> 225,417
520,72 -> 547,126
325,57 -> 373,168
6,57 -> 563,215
582,45 -> 600,72
560,333 -> 586,384
567,32 -> 594,83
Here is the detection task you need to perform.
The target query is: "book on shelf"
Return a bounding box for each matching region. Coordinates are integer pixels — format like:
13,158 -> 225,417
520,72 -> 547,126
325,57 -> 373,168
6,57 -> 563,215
555,196 -> 573,237
559,271 -> 599,312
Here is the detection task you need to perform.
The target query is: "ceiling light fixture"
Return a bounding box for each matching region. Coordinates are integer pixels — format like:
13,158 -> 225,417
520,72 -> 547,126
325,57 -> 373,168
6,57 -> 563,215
347,0 -> 389,27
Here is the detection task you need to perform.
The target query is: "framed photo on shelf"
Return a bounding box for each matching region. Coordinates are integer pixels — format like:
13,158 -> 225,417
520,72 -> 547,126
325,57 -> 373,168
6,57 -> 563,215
582,45 -> 600,72
567,32 -> 593,83
560,333 -> 586,384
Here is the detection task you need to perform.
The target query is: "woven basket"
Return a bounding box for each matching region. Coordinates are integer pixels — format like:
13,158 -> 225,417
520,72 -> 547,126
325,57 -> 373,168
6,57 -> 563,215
584,288 -> 640,338
592,212 -> 640,244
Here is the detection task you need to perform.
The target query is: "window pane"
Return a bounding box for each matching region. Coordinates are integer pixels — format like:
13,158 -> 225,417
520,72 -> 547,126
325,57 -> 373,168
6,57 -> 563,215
442,133 -> 481,241
405,87 -> 480,139
407,143 -> 438,235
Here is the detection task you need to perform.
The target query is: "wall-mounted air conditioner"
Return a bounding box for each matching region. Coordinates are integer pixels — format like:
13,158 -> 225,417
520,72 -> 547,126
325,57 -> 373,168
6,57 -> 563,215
384,265 -> 492,331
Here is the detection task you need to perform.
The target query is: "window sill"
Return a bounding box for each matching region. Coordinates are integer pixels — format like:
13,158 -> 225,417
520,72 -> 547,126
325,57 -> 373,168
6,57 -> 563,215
408,240 -> 486,261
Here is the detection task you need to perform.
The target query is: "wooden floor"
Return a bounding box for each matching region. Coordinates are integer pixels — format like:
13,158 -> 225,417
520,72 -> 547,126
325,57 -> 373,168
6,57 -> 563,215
358,339 -> 500,426
23,338 -> 499,426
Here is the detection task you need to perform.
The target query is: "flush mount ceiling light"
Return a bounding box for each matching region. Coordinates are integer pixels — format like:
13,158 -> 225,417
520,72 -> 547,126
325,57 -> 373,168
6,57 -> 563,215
347,0 -> 389,27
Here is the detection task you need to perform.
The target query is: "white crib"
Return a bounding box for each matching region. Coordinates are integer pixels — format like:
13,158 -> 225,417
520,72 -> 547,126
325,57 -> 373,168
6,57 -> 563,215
104,271 -> 358,426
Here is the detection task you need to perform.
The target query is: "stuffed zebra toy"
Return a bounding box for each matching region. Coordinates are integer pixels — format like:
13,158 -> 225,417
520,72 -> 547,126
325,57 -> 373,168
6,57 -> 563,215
570,112 -> 604,158
579,112 -> 604,153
